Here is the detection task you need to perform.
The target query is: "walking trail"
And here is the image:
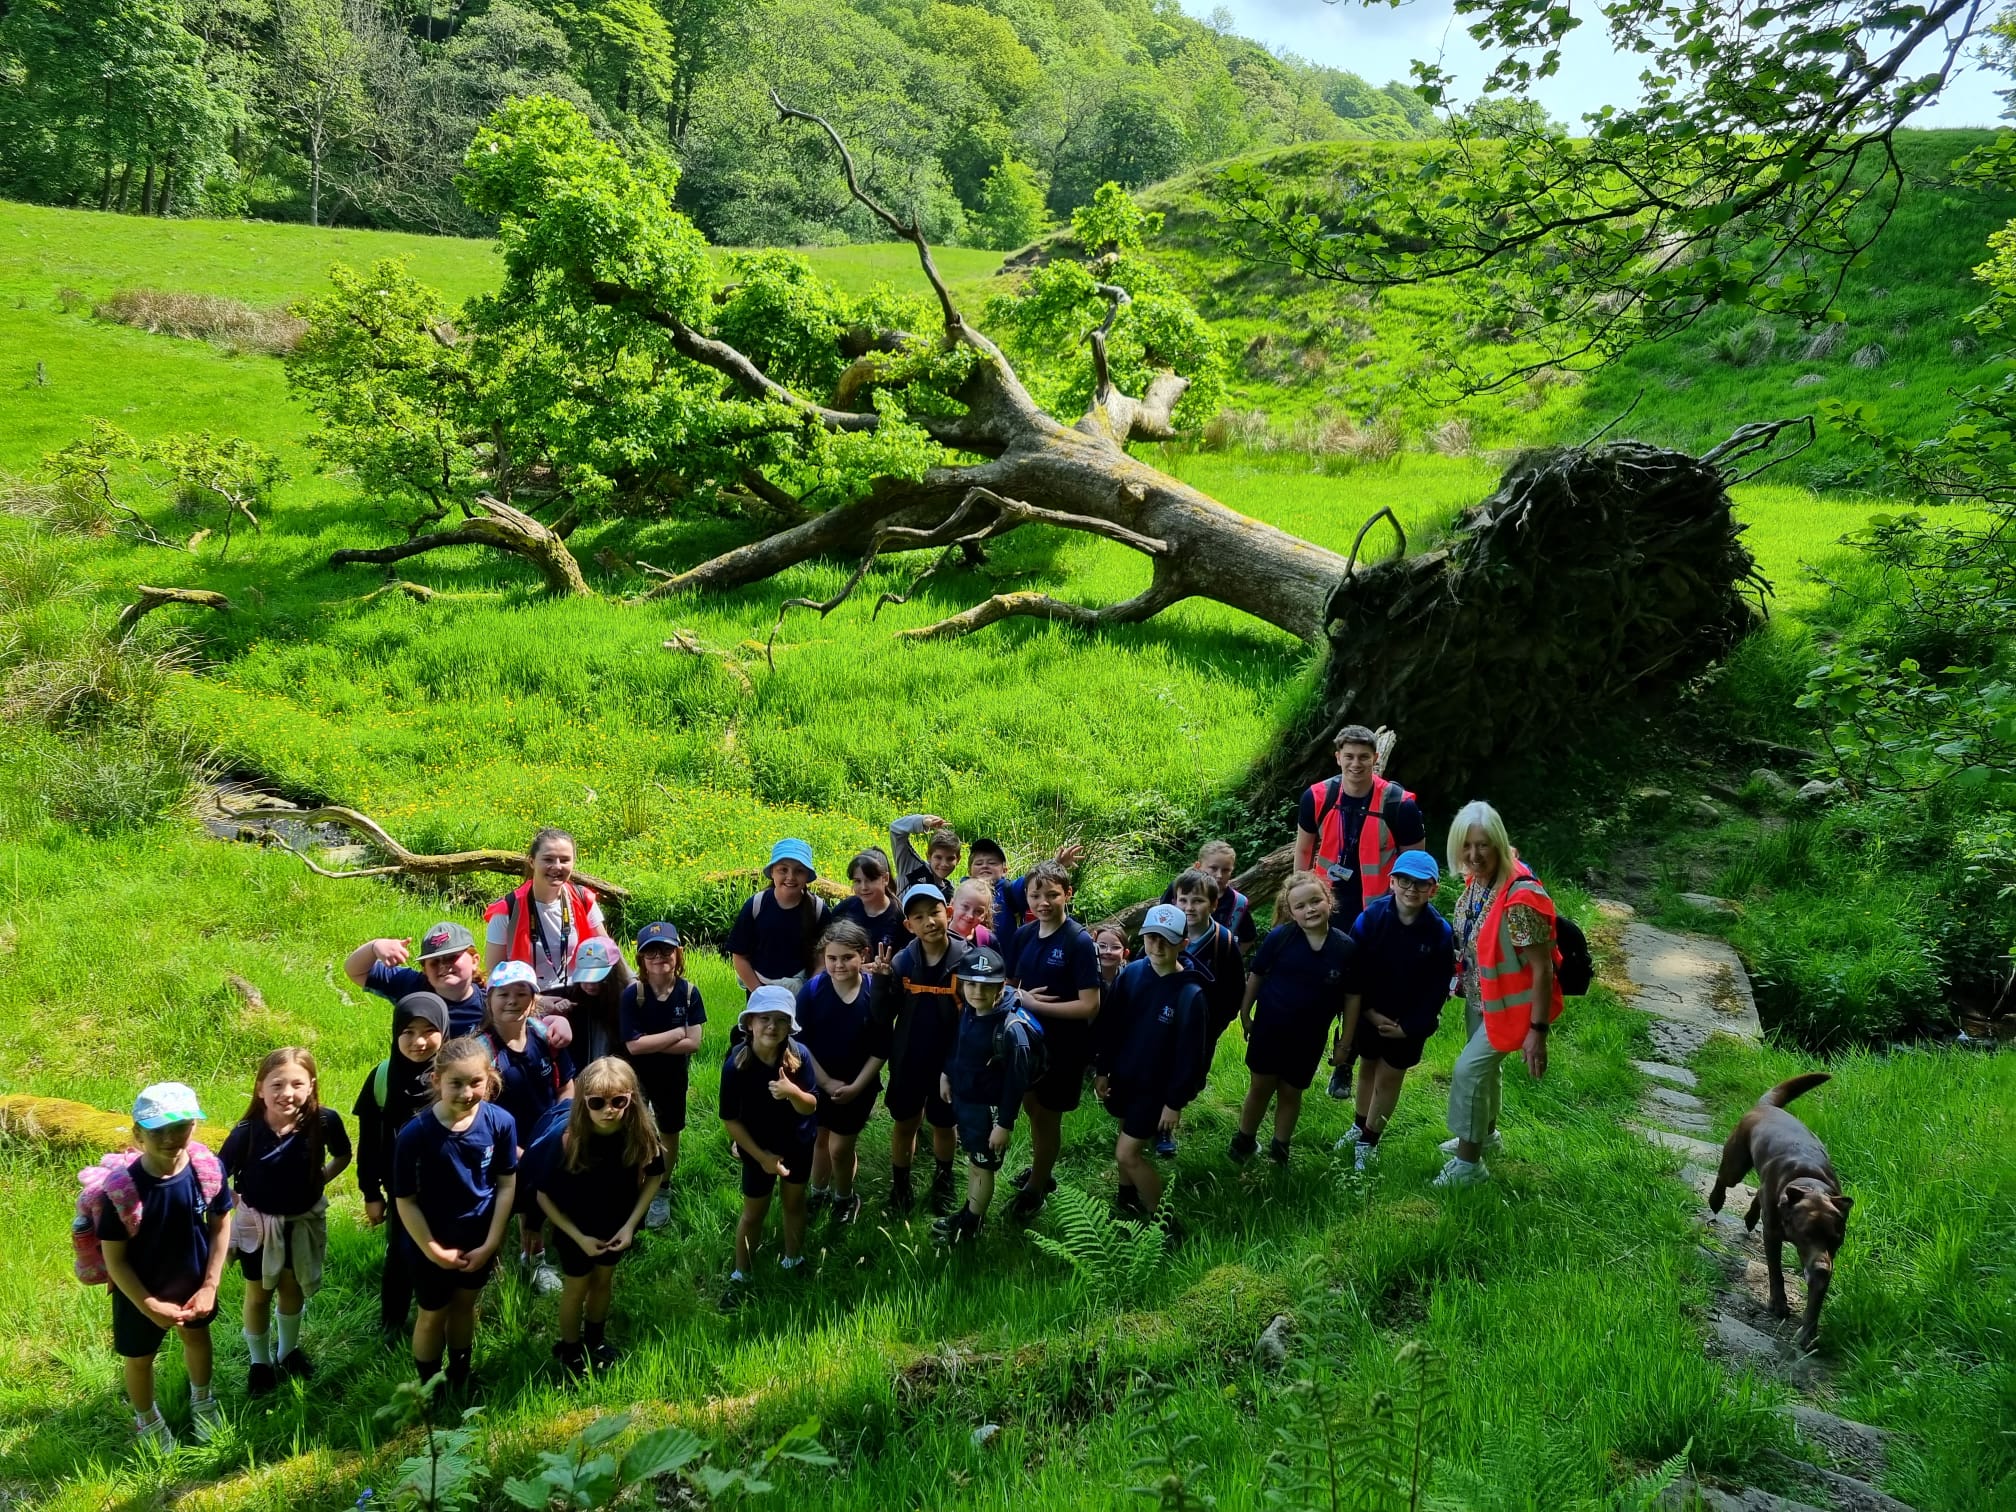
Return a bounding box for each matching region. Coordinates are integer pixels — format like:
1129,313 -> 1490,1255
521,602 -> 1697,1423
1602,903 -> 1917,1512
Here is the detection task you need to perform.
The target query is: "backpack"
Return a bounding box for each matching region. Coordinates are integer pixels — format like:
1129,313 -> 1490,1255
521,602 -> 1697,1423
1555,914 -> 1593,998
71,1143 -> 225,1286
995,1003 -> 1048,1089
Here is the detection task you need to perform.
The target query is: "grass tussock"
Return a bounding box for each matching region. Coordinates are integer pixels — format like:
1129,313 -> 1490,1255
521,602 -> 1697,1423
94,288 -> 307,355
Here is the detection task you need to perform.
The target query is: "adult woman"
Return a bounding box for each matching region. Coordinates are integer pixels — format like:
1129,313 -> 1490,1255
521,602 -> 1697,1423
484,828 -> 611,992
1437,800 -> 1561,1188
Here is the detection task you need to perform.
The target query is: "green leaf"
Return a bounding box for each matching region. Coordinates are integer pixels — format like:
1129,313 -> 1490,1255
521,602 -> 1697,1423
501,1477 -> 554,1509
579,1414 -> 633,1450
620,1427 -> 706,1482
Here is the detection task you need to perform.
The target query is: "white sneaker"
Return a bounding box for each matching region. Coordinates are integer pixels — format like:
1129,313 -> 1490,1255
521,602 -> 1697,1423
1354,1142 -> 1378,1172
134,1411 -> 178,1454
190,1393 -> 223,1442
1433,1156 -> 1488,1187
1440,1133 -> 1500,1155
1333,1126 -> 1364,1153
531,1259 -> 564,1294
646,1194 -> 671,1230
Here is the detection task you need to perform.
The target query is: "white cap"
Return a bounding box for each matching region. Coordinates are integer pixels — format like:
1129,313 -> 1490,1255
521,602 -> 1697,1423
739,983 -> 800,1030
1140,904 -> 1188,943
488,960 -> 538,991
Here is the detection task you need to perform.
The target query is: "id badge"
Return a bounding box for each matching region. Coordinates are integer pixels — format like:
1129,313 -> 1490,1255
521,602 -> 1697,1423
1326,862 -> 1355,883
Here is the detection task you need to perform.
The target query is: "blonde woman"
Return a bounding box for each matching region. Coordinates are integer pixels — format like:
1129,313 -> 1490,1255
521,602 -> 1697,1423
1437,801 -> 1562,1187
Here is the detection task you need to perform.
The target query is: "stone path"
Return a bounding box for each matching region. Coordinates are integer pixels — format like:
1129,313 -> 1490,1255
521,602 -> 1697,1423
1603,904 -> 1914,1512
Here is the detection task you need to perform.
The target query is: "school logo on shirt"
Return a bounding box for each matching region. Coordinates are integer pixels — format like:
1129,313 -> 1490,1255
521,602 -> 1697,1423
477,1145 -> 492,1174
1326,969 -> 1342,982
1047,947 -> 1065,965
1158,1004 -> 1174,1023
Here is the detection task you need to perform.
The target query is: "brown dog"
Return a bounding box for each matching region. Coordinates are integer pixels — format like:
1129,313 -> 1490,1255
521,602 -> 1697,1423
1708,1072 -> 1854,1350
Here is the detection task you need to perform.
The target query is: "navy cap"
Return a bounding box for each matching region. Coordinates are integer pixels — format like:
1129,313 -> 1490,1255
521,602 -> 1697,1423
636,920 -> 681,950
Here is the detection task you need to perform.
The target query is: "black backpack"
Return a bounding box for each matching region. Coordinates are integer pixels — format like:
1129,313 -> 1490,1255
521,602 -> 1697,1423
1555,915 -> 1593,998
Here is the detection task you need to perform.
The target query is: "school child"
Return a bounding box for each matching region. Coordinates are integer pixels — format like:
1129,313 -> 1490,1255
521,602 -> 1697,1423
969,836 -> 1089,942
619,921 -> 704,1229
718,986 -> 819,1307
83,1082 -> 233,1451
345,921 -> 488,1037
831,848 -> 906,967
1330,851 -> 1455,1171
480,960 -> 576,1292
392,1037 -> 518,1390
354,991 -> 449,1340
1005,860 -> 1102,1219
1160,841 -> 1258,950
1232,870 -> 1357,1166
949,878 -> 999,950
221,1048 -> 352,1396
797,922 -> 887,1224
890,814 -> 961,900
933,948 -> 1042,1243
728,838 -> 830,996
1094,907 -> 1209,1219
1092,922 -> 1129,989
531,1059 -> 666,1376
555,936 -> 633,1065
876,883 -> 971,1215
1170,869 -> 1248,1047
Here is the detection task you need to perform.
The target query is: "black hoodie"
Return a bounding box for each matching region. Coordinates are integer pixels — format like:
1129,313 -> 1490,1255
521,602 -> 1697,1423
1093,954 -> 1211,1112
351,993 -> 447,1206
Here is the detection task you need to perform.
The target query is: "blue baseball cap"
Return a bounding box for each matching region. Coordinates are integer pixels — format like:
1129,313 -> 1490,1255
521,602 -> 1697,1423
569,936 -> 623,984
901,882 -> 949,913
766,838 -> 815,879
636,921 -> 681,951
133,1082 -> 204,1129
1391,851 -> 1441,885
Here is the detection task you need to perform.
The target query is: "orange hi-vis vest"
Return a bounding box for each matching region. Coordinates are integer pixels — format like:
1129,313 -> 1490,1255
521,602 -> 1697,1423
1476,863 -> 1565,1051
1307,773 -> 1415,904
484,879 -> 600,975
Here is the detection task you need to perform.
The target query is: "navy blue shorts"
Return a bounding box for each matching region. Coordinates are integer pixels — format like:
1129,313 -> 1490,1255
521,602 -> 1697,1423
550,1227 -> 626,1277
1245,1019 -> 1330,1090
817,1081 -> 879,1137
884,1071 -> 954,1129
953,1100 -> 1005,1170
1101,1083 -> 1167,1143
1353,1016 -> 1432,1072
737,1143 -> 813,1200
111,1289 -> 215,1358
408,1240 -> 495,1312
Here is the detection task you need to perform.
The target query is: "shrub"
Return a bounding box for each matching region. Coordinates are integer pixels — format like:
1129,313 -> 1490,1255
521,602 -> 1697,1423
1798,322 -> 1845,360
32,727 -> 215,836
1201,408 -> 1271,450
95,288 -> 306,355
1850,341 -> 1888,368
1707,320 -> 1778,366
1425,417 -> 1474,455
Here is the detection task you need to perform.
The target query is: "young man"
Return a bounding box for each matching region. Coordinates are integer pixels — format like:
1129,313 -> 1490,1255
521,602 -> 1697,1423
934,947 -> 1042,1243
346,922 -> 490,1038
1094,906 -> 1208,1221
1165,869 -> 1245,1158
1332,850 -> 1455,1170
890,815 -> 962,901
1159,841 -> 1256,950
875,883 -> 971,1214
1293,723 -> 1427,1100
1006,860 -> 1103,1218
96,1083 -> 232,1451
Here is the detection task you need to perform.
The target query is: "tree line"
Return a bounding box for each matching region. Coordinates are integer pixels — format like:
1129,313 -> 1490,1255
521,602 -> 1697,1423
0,0 -> 1437,245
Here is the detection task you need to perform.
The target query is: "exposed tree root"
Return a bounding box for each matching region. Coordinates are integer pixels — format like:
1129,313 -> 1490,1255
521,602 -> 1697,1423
112,584 -> 231,639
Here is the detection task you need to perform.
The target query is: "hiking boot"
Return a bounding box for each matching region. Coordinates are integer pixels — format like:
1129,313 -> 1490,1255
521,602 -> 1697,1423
133,1410 -> 178,1455
1008,1175 -> 1055,1220
589,1341 -> 619,1373
552,1340 -> 587,1379
887,1170 -> 915,1214
645,1194 -> 671,1230
1326,1064 -> 1353,1101
1115,1184 -> 1147,1217
1433,1156 -> 1488,1188
933,1205 -> 983,1245
1354,1141 -> 1378,1173
929,1165 -> 958,1214
1267,1138 -> 1291,1166
1333,1125 -> 1365,1153
1154,1132 -> 1178,1159
246,1362 -> 278,1399
1440,1133 -> 1499,1156
831,1192 -> 862,1226
1009,1168 -> 1034,1191
277,1348 -> 313,1380
1228,1130 -> 1258,1164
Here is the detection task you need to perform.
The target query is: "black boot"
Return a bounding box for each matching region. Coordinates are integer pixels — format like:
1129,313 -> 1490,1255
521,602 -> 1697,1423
887,1165 -> 915,1214
552,1339 -> 586,1379
929,1160 -> 958,1214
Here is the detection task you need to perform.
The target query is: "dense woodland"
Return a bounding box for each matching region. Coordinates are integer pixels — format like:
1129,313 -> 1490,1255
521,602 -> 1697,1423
0,0 -> 1437,244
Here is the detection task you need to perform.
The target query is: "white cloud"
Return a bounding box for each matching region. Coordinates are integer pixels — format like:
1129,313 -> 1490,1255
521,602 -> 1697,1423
1188,0 -> 2006,129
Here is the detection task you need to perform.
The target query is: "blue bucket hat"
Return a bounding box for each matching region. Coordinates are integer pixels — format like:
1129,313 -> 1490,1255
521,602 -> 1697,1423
766,837 -> 816,880
1391,850 -> 1442,885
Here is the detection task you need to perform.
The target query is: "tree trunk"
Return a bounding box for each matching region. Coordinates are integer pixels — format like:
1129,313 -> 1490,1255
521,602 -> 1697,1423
157,156 -> 175,217
114,160 -> 133,213
327,496 -> 590,596
140,159 -> 156,216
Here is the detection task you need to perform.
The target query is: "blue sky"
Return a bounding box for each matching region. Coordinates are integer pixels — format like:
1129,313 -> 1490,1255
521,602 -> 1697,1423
1186,0 -> 2008,129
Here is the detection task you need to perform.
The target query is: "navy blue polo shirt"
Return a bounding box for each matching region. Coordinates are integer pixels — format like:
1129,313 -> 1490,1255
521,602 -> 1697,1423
364,962 -> 486,1038
619,979 -> 706,1089
796,972 -> 882,1085
983,875 -> 1031,946
1008,916 -> 1103,1064
725,889 -> 827,980
1096,958 -> 1210,1109
1249,922 -> 1357,1036
220,1108 -> 352,1217
535,1128 -> 666,1239
485,1023 -> 575,1139
94,1156 -> 233,1301
718,1040 -> 818,1154
392,1102 -> 519,1251
1347,897 -> 1455,1037
831,896 -> 908,963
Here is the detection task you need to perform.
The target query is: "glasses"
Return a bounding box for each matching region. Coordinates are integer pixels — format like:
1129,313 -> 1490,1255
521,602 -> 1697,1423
585,1095 -> 632,1113
1390,876 -> 1437,892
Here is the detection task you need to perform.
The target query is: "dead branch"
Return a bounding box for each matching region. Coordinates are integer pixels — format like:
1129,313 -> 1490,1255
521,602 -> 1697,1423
898,571 -> 1185,642
664,630 -> 755,694
328,494 -> 589,596
1344,507 -> 1406,577
236,803 -> 631,899
113,584 -> 231,640
357,580 -> 438,605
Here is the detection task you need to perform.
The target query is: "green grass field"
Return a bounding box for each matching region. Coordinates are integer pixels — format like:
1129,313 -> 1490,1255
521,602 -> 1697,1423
0,200 -> 2010,1511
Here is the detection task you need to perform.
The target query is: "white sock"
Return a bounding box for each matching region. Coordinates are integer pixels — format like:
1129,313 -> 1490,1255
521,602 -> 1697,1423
810,1184 -> 831,1199
190,1383 -> 214,1405
135,1405 -> 164,1428
275,1309 -> 302,1358
244,1328 -> 272,1366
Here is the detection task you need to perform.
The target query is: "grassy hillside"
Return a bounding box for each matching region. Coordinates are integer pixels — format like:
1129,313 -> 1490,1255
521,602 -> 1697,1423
0,201 -> 2010,1510
1128,130 -> 2016,476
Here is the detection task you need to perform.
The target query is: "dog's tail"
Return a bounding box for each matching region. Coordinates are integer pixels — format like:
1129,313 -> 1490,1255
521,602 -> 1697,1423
1760,1072 -> 1831,1108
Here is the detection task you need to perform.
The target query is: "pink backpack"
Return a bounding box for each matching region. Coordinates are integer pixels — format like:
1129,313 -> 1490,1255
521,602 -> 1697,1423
71,1143 -> 226,1286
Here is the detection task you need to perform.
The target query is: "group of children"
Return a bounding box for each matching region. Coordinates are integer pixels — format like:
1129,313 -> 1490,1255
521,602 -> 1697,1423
78,747 -> 1465,1448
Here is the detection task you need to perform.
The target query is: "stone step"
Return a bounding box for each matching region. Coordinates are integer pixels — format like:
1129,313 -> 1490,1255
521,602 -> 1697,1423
1640,1095 -> 1714,1134
1637,1124 -> 1725,1165
1760,1448 -> 1918,1512
1781,1403 -> 1892,1477
1708,1310 -> 1826,1388
1662,1480 -> 1828,1512
1635,1059 -> 1700,1087
1620,921 -> 1763,1046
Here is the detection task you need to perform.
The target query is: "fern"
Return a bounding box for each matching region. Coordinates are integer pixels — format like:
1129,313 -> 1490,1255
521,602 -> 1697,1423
1263,1340 -> 1450,1512
1029,1183 -> 1167,1306
1607,1441 -> 1692,1512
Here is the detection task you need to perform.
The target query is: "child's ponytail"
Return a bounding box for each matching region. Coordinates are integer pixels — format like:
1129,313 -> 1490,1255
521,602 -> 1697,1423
433,1036 -> 501,1099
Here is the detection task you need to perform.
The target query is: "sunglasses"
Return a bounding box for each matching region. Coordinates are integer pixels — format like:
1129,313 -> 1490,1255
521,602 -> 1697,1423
585,1095 -> 632,1113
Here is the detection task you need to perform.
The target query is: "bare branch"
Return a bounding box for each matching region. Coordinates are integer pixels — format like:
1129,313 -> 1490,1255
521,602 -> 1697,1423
112,584 -> 231,640
238,803 -> 631,898
898,569 -> 1185,642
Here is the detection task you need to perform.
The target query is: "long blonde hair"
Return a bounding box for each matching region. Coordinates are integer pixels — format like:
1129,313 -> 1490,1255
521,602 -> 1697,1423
564,1057 -> 663,1174
239,1047 -> 325,1164
1446,800 -> 1516,884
